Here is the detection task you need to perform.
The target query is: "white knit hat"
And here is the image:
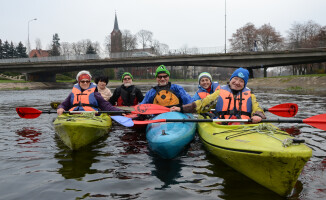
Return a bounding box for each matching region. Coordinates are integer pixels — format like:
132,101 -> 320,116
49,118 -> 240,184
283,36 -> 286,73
198,72 -> 212,83
76,70 -> 92,81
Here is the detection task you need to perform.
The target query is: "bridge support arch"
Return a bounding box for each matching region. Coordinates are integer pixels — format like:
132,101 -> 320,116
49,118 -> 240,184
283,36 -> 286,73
27,72 -> 56,82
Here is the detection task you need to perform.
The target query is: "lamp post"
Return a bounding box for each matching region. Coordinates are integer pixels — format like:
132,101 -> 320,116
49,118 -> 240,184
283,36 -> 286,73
27,18 -> 37,54
224,0 -> 226,53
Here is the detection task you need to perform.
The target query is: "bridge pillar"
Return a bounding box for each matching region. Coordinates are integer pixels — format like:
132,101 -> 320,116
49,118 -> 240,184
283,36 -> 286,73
27,72 -> 56,82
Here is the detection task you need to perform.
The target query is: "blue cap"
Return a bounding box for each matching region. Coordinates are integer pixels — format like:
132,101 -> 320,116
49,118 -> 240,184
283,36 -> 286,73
230,68 -> 249,87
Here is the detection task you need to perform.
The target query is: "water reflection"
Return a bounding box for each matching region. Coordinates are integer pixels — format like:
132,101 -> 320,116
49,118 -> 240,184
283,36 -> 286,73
280,126 -> 302,136
16,127 -> 42,145
54,136 -> 108,179
151,157 -> 183,189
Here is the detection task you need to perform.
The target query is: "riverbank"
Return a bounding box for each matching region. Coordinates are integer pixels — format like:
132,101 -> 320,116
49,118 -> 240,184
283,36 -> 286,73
1,76 -> 326,96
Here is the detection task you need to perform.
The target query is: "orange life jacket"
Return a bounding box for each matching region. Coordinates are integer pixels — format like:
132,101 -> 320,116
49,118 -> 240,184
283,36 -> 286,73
69,83 -> 98,111
153,83 -> 180,107
214,85 -> 252,119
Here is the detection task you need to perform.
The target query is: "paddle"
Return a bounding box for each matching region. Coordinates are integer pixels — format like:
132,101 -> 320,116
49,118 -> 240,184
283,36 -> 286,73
133,113 -> 326,131
16,104 -> 169,119
211,103 -> 298,118
16,107 -> 134,127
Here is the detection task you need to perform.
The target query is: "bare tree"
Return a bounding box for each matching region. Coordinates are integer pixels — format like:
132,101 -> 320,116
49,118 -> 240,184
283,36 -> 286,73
61,42 -> 72,56
229,23 -> 257,52
35,38 -> 42,50
136,29 -> 153,49
256,23 -> 284,51
104,35 -> 111,54
121,30 -> 137,51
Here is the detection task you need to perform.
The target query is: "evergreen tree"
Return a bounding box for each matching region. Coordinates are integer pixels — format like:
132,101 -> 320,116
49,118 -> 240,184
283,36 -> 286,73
8,41 -> 17,58
49,33 -> 61,56
86,44 -> 96,54
2,40 -> 10,59
16,42 -> 28,58
0,39 -> 3,59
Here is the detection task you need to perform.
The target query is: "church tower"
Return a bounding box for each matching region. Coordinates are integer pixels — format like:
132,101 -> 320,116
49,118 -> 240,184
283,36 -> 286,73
111,12 -> 122,53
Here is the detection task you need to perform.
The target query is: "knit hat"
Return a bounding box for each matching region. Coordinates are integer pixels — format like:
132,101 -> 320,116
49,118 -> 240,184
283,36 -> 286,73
155,65 -> 170,77
198,72 -> 212,83
76,70 -> 92,82
121,72 -> 133,81
230,67 -> 249,87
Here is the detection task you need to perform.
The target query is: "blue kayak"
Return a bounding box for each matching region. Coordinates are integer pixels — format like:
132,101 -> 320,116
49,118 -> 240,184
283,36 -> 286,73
146,112 -> 196,159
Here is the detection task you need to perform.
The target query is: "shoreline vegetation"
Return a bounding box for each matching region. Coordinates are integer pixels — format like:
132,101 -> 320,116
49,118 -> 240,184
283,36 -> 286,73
1,74 -> 326,96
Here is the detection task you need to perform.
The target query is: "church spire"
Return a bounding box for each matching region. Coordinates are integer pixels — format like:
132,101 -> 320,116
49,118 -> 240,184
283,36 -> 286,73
114,11 -> 119,31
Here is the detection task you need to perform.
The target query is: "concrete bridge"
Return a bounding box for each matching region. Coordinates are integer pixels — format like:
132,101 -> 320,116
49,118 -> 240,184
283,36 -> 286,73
1,48 -> 326,82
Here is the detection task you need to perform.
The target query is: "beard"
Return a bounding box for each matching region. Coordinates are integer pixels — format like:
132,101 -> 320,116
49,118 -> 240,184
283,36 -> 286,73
124,83 -> 132,87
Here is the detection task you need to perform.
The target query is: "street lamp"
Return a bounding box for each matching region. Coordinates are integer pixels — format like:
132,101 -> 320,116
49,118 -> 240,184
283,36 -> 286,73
27,18 -> 37,54
224,0 -> 226,53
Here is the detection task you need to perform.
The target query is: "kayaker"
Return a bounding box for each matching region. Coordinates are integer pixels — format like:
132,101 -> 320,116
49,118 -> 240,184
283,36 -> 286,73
57,70 -> 122,115
140,65 -> 193,107
109,72 -> 144,106
192,72 -> 220,101
170,67 -> 266,124
95,75 -> 112,101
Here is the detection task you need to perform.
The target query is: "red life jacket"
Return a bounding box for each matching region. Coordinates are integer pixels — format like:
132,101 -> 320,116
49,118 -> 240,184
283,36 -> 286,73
214,85 -> 252,119
116,85 -> 139,106
69,83 -> 99,111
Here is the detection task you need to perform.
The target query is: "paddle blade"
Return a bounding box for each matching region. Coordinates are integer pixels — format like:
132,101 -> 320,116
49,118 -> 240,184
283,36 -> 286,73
111,116 -> 134,127
303,113 -> 326,131
133,119 -> 166,125
268,103 -> 298,117
132,104 -> 170,115
16,107 -> 42,119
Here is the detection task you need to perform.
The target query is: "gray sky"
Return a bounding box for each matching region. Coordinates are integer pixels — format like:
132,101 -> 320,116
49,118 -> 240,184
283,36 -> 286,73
1,0 -> 325,52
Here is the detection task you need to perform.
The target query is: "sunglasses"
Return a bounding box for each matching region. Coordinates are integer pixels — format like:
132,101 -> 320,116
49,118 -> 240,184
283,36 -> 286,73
123,78 -> 131,81
80,80 -> 90,83
157,75 -> 169,79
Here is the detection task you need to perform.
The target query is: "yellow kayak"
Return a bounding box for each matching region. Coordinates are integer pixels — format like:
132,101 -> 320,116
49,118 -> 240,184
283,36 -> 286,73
53,113 -> 112,150
197,120 -> 312,196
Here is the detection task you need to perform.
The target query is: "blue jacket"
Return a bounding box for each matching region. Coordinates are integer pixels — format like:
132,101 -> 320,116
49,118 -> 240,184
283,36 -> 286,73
192,82 -> 220,101
140,83 -> 193,105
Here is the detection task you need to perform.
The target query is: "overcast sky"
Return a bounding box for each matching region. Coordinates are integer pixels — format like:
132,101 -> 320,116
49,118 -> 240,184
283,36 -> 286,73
1,0 -> 325,52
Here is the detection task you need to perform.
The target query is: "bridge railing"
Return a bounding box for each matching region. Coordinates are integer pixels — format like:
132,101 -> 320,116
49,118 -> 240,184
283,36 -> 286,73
0,46 -> 226,64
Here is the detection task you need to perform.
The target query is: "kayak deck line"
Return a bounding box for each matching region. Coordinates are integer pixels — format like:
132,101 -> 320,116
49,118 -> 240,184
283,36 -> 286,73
199,135 -> 263,154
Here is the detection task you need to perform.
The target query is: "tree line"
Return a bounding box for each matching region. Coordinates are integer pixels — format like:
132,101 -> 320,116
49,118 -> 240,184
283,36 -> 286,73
0,40 -> 28,59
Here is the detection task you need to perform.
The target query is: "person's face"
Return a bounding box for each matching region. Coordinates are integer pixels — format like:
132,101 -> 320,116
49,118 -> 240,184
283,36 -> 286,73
79,79 -> 91,90
122,76 -> 133,85
229,77 -> 245,90
199,77 -> 211,89
97,81 -> 107,90
156,73 -> 169,86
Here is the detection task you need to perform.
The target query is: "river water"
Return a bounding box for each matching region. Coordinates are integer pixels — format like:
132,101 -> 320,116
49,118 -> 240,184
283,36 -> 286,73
0,84 -> 326,200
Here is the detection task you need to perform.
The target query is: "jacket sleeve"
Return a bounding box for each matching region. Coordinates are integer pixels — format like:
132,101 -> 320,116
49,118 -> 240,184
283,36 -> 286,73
57,93 -> 73,110
173,84 -> 193,105
109,88 -> 119,106
251,94 -> 266,119
139,89 -> 155,104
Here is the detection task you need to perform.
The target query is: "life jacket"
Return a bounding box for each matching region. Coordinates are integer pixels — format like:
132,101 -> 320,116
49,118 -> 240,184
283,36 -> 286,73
214,85 -> 252,119
69,83 -> 99,111
116,85 -> 139,106
153,83 -> 181,107
197,82 -> 220,99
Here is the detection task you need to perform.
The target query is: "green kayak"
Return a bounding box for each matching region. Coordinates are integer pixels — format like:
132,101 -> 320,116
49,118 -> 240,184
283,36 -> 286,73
53,113 -> 112,150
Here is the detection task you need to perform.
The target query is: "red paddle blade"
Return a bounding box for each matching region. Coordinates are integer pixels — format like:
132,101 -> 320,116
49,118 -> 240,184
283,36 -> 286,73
16,107 -> 42,119
133,119 -> 166,125
303,113 -> 326,131
132,104 -> 170,115
268,103 -> 298,117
